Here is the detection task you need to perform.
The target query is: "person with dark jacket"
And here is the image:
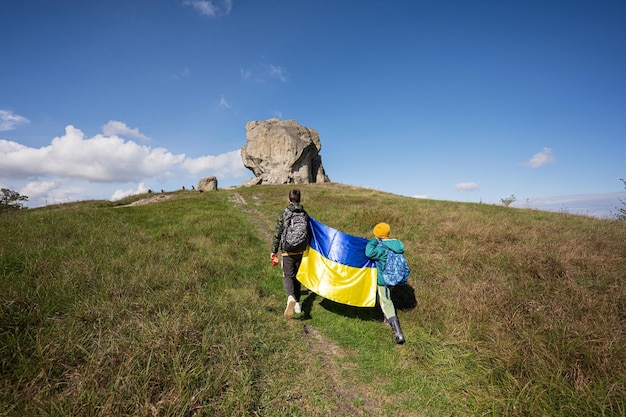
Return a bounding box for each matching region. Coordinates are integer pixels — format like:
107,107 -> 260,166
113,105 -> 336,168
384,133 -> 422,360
365,222 -> 406,344
271,189 -> 311,319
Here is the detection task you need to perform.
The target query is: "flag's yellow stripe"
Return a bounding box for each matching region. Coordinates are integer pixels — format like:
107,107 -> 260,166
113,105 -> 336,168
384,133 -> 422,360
297,246 -> 377,307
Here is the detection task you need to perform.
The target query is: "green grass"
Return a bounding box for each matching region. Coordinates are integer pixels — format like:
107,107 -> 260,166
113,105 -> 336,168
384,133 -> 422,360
1,184 -> 625,416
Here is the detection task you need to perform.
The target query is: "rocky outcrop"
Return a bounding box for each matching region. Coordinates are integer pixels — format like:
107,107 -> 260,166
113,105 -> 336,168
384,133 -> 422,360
197,176 -> 218,191
240,118 -> 330,186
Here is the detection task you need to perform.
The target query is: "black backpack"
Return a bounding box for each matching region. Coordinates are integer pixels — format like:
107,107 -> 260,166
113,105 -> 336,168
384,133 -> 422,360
281,208 -> 309,252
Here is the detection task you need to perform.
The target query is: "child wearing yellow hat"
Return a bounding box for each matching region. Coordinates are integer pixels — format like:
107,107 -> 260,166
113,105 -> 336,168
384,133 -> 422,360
365,222 -> 406,344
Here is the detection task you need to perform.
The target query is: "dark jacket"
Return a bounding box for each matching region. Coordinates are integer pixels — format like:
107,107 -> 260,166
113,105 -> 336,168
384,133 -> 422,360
271,203 -> 310,254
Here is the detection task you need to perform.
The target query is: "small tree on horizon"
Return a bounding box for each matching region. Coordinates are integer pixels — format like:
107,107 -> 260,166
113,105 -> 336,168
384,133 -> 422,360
0,188 -> 29,212
500,194 -> 516,207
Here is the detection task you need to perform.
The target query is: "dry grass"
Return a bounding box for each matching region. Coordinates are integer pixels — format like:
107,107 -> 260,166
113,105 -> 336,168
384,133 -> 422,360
1,184 -> 624,416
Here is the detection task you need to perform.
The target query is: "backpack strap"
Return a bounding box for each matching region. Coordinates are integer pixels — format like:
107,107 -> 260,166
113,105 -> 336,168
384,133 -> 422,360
376,240 -> 391,294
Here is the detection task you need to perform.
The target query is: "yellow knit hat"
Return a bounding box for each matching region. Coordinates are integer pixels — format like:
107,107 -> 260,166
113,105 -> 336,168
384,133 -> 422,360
373,223 -> 390,238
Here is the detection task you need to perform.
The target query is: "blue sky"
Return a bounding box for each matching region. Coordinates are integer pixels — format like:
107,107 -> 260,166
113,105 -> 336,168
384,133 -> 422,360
1,0 -> 625,217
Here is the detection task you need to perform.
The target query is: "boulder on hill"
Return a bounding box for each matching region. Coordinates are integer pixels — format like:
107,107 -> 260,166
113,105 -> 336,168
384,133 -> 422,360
198,176 -> 218,191
240,118 -> 331,186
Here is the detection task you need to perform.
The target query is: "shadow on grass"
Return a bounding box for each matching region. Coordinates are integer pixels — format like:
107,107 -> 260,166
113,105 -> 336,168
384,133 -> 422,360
319,298 -> 382,321
301,285 -> 417,321
390,285 -> 417,311
299,289 -> 317,320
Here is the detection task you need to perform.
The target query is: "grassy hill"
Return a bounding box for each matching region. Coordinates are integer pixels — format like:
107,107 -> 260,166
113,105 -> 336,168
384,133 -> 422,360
1,183 -> 624,416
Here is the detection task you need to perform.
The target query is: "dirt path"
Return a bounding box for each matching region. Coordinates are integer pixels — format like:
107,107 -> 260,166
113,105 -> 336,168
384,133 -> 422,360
230,191 -> 383,416
125,191 -> 389,415
119,193 -> 174,206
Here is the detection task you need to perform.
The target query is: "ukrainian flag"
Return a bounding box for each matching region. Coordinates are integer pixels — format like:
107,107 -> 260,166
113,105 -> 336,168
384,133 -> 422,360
297,218 -> 377,307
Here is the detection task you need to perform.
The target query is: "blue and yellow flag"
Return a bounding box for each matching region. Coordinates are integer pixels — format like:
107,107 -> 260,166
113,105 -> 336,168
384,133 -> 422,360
296,218 -> 377,307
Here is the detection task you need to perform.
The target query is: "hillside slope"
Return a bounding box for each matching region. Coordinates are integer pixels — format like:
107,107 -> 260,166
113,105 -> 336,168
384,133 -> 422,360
1,183 -> 624,416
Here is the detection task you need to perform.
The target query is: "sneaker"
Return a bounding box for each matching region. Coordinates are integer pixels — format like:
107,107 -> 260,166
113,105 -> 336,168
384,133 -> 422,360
294,302 -> 301,315
284,295 -> 296,319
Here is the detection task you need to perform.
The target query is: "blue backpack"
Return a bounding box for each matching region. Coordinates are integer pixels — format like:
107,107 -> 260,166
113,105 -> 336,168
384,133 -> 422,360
378,241 -> 410,286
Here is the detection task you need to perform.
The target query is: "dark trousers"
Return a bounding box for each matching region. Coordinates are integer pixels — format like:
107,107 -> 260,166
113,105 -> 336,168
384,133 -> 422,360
281,253 -> 302,302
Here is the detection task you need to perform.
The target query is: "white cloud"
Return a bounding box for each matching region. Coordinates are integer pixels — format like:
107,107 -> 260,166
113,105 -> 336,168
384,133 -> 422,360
524,192 -> 626,218
0,139 -> 27,154
20,180 -> 59,197
240,68 -> 252,80
455,182 -> 480,191
224,0 -> 233,14
111,182 -> 151,201
0,110 -> 30,131
20,180 -> 82,206
0,125 -> 184,182
524,147 -> 555,168
173,67 -> 191,79
219,94 -> 232,108
181,150 -> 247,177
183,0 -> 232,17
102,120 -> 150,142
241,62 -> 288,83
268,65 -> 288,82
412,194 -> 429,199
1,123 -> 251,207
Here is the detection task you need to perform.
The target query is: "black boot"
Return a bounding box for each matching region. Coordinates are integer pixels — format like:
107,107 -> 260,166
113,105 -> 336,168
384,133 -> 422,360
388,316 -> 405,344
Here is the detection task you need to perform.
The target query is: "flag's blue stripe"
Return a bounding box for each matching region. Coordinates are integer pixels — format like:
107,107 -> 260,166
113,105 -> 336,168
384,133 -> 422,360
309,218 -> 376,269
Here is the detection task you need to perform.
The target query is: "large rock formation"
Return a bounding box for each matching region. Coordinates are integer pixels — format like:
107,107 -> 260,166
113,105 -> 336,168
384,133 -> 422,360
240,118 -> 330,186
